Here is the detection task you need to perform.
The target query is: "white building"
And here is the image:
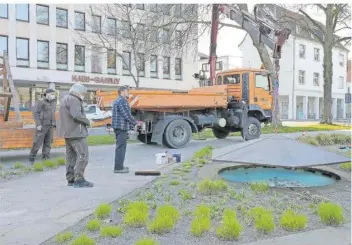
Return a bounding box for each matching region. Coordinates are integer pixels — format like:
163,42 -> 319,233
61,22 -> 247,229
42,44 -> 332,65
0,4 -> 198,109
239,5 -> 349,120
198,52 -> 242,77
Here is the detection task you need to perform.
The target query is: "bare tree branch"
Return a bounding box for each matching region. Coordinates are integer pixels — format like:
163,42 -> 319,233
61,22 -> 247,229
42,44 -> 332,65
316,4 -> 327,12
298,8 -> 326,33
335,36 -> 351,44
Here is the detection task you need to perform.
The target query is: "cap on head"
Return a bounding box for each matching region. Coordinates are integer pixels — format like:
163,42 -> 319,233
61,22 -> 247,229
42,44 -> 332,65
44,88 -> 55,95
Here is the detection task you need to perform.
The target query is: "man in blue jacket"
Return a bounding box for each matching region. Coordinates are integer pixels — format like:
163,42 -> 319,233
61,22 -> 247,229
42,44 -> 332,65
112,86 -> 137,173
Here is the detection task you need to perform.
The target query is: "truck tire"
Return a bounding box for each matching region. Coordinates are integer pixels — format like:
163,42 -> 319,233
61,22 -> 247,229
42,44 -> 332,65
212,127 -> 230,139
137,134 -> 154,144
163,119 -> 192,149
241,116 -> 261,141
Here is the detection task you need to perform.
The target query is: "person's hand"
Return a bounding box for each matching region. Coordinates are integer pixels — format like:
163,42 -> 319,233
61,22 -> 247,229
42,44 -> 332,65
36,125 -> 43,131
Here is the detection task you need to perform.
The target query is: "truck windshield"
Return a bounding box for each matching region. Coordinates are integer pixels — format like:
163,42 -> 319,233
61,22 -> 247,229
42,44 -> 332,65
84,106 -> 96,114
255,73 -> 271,91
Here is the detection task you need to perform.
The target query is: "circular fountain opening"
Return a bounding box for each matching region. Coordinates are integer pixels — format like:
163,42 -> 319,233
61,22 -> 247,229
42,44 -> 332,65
218,166 -> 340,188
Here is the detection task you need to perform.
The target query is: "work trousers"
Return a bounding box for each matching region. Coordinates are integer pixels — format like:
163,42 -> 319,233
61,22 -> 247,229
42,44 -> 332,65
114,129 -> 128,170
65,137 -> 89,182
29,126 -> 54,161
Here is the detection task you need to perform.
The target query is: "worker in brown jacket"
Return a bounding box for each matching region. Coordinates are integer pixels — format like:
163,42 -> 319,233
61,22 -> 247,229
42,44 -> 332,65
57,83 -> 93,188
29,88 -> 57,164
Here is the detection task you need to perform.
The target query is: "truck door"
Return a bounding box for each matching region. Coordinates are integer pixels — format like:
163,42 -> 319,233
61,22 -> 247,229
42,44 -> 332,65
252,72 -> 272,110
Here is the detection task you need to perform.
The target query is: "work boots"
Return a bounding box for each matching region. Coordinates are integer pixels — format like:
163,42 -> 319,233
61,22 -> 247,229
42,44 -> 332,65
114,167 -> 129,174
73,179 -> 94,188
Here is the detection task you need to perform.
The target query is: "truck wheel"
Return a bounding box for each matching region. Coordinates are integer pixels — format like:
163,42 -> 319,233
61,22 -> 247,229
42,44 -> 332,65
163,119 -> 192,149
241,117 -> 261,141
212,127 -> 230,139
137,134 -> 154,144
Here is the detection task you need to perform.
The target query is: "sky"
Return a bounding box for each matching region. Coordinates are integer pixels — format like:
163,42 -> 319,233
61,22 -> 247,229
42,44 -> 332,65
197,4 -> 351,67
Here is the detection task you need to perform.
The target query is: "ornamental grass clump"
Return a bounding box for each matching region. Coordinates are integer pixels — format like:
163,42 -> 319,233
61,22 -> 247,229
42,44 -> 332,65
32,162 -> 44,172
100,225 -> 123,237
135,238 -> 160,245
94,203 -> 112,219
56,157 -> 66,166
70,234 -> 95,245
280,210 -> 308,231
56,231 -> 73,243
190,204 -> 211,237
43,159 -> 57,168
86,219 -> 101,231
318,202 -> 344,226
124,201 -> 149,227
197,179 -> 228,195
248,207 -> 275,234
148,205 -> 180,234
216,209 -> 242,240
249,182 -> 270,194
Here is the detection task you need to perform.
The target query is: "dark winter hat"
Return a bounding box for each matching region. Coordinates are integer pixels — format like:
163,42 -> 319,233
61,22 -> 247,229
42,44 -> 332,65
44,88 -> 55,95
118,85 -> 129,94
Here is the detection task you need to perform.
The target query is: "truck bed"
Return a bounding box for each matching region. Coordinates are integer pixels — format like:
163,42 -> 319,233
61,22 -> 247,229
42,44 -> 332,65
96,85 -> 229,112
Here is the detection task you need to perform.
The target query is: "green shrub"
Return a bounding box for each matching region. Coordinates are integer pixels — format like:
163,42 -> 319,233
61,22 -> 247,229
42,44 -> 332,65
100,225 -> 122,237
32,162 -> 44,172
135,238 -> 160,245
216,209 -> 242,240
340,162 -> 351,170
248,207 -> 275,234
178,189 -> 192,201
124,201 -> 149,227
148,205 -> 180,234
280,210 -> 308,231
43,160 -> 57,168
170,180 -> 180,186
56,157 -> 66,166
86,219 -> 101,231
315,134 -> 334,146
94,203 -> 112,219
249,182 -> 270,194
13,162 -> 26,169
318,202 -> 344,226
193,146 -> 213,159
197,179 -> 228,195
70,234 -> 95,245
331,133 -> 351,145
297,136 -> 319,146
190,204 -> 211,237
56,231 -> 73,243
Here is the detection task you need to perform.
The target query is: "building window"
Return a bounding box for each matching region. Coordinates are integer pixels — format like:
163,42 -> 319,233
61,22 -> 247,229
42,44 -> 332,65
74,45 -> 85,72
37,40 -> 49,69
122,51 -> 131,71
162,5 -> 171,15
175,58 -> 182,80
149,4 -> 159,13
348,87 -> 351,94
150,55 -> 158,78
0,4 -> 8,19
339,76 -> 344,89
56,43 -> 68,70
16,38 -> 29,67
314,48 -> 320,61
216,61 -> 223,71
136,4 -> 144,10
16,4 -> 29,22
175,30 -> 182,47
313,72 -> 319,86
107,49 -> 116,74
91,47 -> 102,73
106,18 -> 117,36
136,23 -> 145,40
92,15 -> 101,33
299,44 -> 305,59
74,11 -> 85,31
150,27 -> 158,42
137,53 -> 145,77
121,21 -> 131,39
174,4 -> 182,16
339,53 -> 344,67
0,35 -> 8,57
162,29 -> 170,44
163,56 -> 170,79
202,63 -> 209,72
56,8 -> 68,28
36,5 -> 49,25
298,70 -> 305,84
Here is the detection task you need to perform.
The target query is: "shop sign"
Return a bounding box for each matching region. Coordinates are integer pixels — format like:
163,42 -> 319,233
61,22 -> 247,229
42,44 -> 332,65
72,75 -> 120,85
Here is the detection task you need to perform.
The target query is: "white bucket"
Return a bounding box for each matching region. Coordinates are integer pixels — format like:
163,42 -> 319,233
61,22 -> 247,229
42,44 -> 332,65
155,153 -> 168,165
128,131 -> 138,141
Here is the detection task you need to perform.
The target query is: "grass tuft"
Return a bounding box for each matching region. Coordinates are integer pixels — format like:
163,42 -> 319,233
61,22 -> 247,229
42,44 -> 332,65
43,160 -> 57,168
315,134 -> 334,146
13,162 -> 26,169
124,201 -> 149,227
197,179 -> 228,195
32,162 -> 44,172
148,205 -> 180,234
318,202 -> 344,226
340,162 -> 351,170
86,219 -> 101,231
178,189 -> 192,201
170,180 -> 180,186
94,203 -> 112,220
280,210 -> 308,231
193,145 -> 213,160
297,136 -> 319,146
56,157 -> 66,166
190,204 -> 211,237
248,207 -> 275,234
70,234 -> 95,245
100,225 -> 122,237
135,238 -> 160,245
249,182 -> 270,194
216,209 -> 242,240
56,231 -> 73,243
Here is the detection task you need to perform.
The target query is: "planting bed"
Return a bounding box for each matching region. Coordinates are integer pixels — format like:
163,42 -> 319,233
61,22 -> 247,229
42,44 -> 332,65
42,142 -> 351,245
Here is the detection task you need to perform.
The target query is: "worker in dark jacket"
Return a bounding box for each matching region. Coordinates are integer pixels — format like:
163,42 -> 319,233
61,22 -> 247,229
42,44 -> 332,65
112,85 -> 137,174
57,83 -> 93,188
29,88 -> 57,164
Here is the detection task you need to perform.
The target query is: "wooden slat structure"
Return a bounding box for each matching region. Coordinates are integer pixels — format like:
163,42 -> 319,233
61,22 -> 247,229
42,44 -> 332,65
0,51 -> 65,150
